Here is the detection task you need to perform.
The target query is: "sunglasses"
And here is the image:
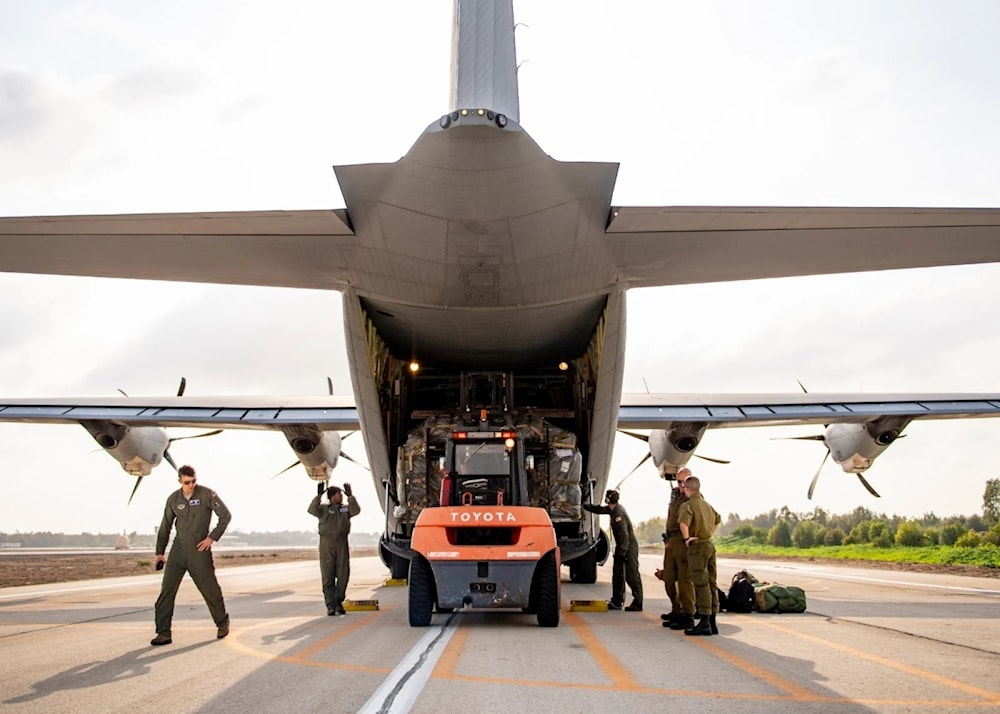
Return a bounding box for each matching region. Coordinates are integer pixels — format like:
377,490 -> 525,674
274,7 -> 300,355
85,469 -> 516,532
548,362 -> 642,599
181,479 -> 196,486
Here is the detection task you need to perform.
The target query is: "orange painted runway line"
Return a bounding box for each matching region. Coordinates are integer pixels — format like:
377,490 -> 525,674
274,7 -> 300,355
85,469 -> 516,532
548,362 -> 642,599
563,609 -> 641,688
688,633 -> 822,700
741,615 -> 1000,704
294,609 -> 381,659
431,618 -> 471,677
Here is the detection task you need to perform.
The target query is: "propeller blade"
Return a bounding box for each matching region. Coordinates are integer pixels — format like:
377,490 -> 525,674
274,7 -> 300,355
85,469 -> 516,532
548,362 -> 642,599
177,376 -> 187,397
340,451 -> 370,471
117,388 -> 129,397
327,377 -> 334,395
617,429 -> 650,443
772,435 -> 827,442
270,461 -> 300,480
163,449 -> 178,471
694,454 -> 731,465
127,476 -> 144,505
807,450 -> 830,500
169,429 -> 223,444
856,472 -> 881,498
614,452 -> 652,490
797,380 -> 808,394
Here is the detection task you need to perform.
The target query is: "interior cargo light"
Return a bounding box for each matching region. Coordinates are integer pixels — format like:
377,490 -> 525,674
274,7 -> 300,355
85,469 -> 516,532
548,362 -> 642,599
477,108 -> 485,116
453,431 -> 468,439
558,361 -> 569,371
409,361 -> 420,373
500,430 -> 517,439
460,108 -> 469,116
504,438 -> 516,450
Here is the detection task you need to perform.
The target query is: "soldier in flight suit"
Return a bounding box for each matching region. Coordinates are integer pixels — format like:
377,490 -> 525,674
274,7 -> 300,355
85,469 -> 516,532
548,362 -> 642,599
308,483 -> 361,615
151,465 -> 231,646
583,489 -> 643,611
659,467 -> 696,631
678,476 -> 722,636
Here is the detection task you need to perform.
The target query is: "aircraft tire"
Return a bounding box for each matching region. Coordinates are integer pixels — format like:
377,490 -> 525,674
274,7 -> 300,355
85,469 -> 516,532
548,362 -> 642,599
408,555 -> 434,627
569,550 -> 597,584
390,553 -> 409,580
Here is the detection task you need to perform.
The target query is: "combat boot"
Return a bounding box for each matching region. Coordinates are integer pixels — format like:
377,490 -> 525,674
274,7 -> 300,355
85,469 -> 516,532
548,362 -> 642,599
667,613 -> 693,630
150,632 -> 172,646
709,614 -> 719,635
684,616 -> 712,636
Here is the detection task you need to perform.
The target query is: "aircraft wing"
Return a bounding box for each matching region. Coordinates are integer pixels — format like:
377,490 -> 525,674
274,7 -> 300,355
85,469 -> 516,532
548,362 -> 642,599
617,393 -> 1000,429
0,396 -> 359,431
607,207 -> 1000,287
0,210 -> 355,289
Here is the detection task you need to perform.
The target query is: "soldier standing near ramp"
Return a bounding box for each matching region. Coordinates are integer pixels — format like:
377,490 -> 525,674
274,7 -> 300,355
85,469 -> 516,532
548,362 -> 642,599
582,489 -> 643,611
677,476 -> 722,636
151,465 -> 231,646
308,483 -> 360,616
659,467 -> 696,631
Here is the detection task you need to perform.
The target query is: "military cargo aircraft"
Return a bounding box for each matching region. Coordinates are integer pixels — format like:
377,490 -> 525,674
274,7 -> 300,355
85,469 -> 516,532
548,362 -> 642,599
2,1 -> 1000,579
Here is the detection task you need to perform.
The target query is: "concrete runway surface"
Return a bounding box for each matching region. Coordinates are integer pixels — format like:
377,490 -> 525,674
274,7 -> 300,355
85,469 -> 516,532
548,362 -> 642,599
1,553 -> 998,713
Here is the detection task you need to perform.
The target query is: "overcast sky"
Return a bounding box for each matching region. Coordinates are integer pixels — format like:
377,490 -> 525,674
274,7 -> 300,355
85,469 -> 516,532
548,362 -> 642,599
2,1 -> 1000,537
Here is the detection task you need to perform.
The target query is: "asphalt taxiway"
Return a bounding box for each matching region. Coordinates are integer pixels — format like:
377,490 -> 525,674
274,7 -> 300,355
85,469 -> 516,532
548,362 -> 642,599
1,554 -> 998,713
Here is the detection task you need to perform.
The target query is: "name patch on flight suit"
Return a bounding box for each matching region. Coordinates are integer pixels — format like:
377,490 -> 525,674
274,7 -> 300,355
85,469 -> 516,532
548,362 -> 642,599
190,499 -> 201,506
339,507 -> 350,513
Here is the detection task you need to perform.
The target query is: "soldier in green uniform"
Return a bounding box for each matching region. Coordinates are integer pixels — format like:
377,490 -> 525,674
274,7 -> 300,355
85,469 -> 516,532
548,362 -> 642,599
308,483 -> 361,615
151,465 -> 231,646
658,468 -> 696,631
677,476 -> 721,636
582,489 -> 643,611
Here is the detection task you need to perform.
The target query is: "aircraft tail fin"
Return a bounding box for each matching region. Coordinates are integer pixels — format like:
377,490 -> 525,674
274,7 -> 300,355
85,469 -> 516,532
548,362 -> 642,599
450,0 -> 520,123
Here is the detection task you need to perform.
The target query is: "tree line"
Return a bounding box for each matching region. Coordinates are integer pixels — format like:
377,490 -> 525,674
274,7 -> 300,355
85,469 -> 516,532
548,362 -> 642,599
632,478 -> 1000,549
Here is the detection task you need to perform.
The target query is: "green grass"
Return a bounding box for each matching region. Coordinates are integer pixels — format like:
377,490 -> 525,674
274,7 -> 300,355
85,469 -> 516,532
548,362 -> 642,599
714,536 -> 1000,569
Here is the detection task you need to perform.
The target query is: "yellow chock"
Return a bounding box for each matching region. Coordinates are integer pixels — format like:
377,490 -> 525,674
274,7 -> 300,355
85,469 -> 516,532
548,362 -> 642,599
384,578 -> 408,587
343,599 -> 379,611
570,600 -> 610,612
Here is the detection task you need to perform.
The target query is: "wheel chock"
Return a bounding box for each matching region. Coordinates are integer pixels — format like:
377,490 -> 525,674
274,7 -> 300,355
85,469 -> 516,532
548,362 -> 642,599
343,599 -> 379,611
570,600 -> 609,612
383,578 -> 408,587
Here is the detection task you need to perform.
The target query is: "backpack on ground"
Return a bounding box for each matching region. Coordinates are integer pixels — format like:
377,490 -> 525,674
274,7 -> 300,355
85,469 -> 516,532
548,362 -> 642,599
725,569 -> 758,613
753,582 -> 807,613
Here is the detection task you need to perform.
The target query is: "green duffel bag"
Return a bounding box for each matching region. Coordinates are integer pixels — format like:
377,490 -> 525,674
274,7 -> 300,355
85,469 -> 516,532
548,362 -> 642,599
754,583 -> 807,613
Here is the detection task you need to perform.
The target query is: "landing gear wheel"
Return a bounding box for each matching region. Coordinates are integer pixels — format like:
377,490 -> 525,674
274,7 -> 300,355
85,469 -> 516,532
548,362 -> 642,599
390,553 -> 409,580
533,551 -> 560,627
408,555 -> 434,627
569,550 -> 597,584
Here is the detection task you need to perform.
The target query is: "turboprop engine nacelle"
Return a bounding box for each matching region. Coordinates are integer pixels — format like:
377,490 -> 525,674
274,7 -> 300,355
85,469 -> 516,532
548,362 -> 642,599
649,423 -> 709,478
281,426 -> 342,481
81,421 -> 170,476
825,417 -> 909,473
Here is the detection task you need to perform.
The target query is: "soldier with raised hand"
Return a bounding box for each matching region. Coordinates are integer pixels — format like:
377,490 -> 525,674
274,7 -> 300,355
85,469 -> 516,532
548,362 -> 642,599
677,476 -> 722,636
151,465 -> 231,646
583,489 -> 643,611
309,483 -> 361,616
